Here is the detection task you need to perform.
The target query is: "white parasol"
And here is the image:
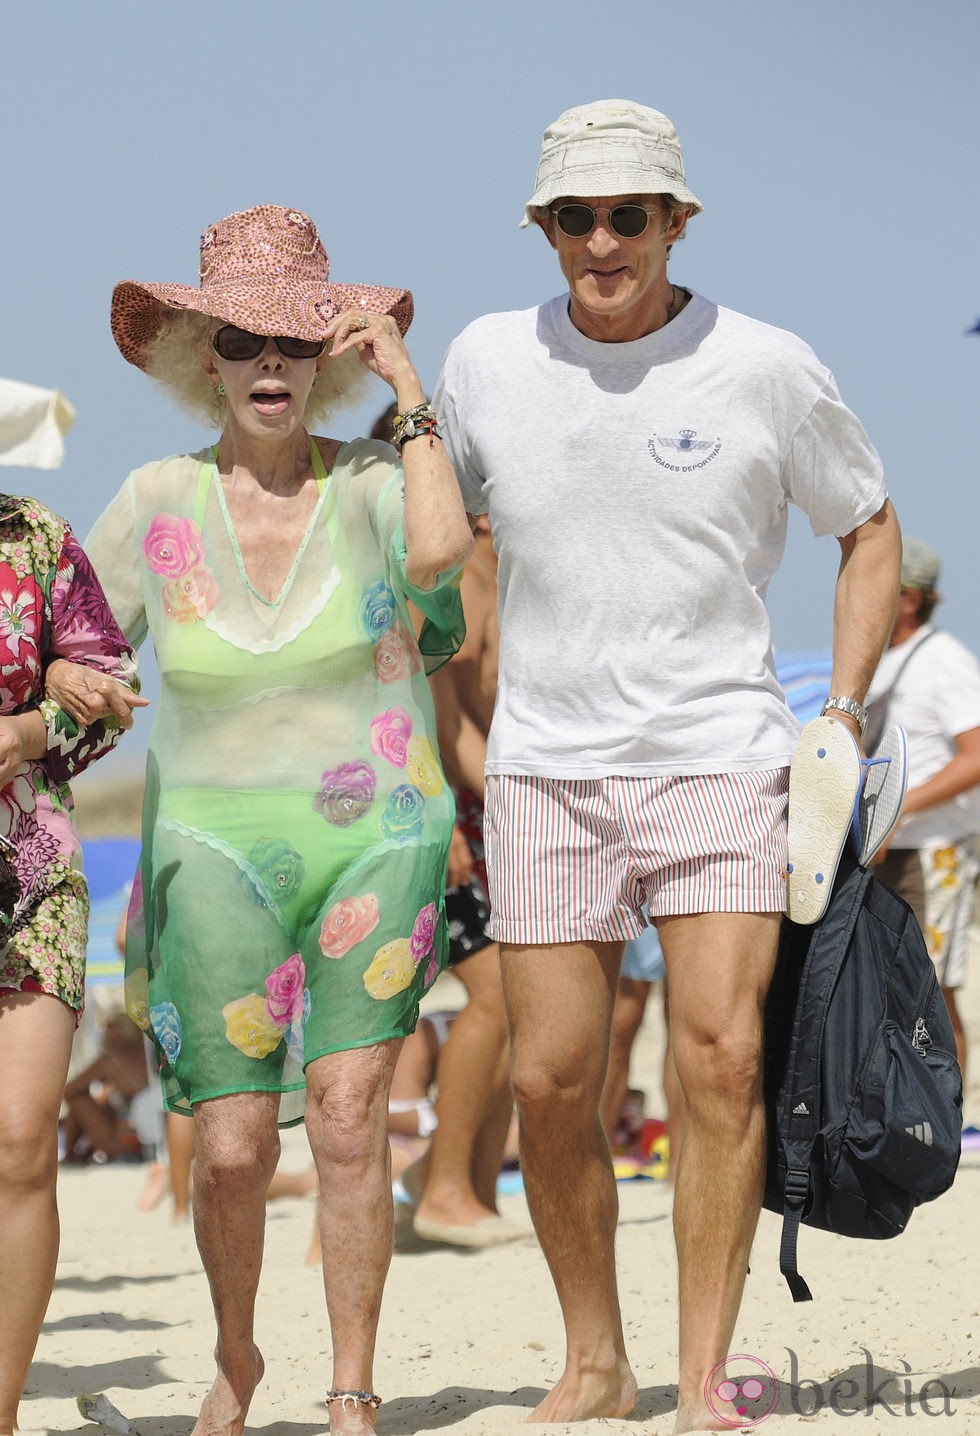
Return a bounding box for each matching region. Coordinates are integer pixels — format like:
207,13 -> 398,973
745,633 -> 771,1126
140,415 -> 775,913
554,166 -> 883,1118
0,375 -> 76,468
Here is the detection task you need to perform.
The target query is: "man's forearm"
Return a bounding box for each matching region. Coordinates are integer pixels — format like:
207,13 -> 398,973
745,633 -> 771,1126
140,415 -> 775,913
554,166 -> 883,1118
829,499 -> 902,720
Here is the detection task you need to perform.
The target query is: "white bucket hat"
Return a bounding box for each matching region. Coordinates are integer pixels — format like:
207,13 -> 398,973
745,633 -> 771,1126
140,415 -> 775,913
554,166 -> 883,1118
521,98 -> 703,227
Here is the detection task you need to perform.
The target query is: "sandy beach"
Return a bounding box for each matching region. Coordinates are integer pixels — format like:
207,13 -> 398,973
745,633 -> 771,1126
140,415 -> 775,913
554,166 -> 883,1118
23,929 -> 980,1436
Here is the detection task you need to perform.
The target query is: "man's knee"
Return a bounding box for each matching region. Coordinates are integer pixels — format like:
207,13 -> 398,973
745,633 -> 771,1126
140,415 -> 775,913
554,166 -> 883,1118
510,1043 -> 606,1118
674,1026 -> 763,1116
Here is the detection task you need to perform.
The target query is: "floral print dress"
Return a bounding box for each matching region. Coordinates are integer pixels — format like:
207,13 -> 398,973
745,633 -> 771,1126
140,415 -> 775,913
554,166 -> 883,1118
86,440 -> 463,1126
0,496 -> 138,1012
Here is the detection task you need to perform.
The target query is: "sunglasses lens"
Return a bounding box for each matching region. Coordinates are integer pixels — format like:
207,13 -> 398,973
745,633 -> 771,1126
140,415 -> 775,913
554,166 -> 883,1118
213,326 -> 264,361
554,205 -> 595,237
610,205 -> 650,237
276,336 -> 326,359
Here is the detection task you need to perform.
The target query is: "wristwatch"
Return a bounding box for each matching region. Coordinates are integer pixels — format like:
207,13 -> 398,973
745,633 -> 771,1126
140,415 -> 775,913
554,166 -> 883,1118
820,695 -> 868,738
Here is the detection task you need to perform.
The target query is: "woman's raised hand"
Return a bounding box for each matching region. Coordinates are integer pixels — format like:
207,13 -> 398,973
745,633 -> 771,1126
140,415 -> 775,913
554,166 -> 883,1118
323,310 -> 423,402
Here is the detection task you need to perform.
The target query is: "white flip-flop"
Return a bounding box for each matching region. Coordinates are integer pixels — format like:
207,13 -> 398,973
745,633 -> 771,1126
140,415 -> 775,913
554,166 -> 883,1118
786,716 -> 862,924
855,724 -> 908,867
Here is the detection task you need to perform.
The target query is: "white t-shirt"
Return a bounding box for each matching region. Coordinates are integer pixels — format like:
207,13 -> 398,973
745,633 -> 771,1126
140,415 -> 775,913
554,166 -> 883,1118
434,292 -> 887,777
866,626 -> 980,847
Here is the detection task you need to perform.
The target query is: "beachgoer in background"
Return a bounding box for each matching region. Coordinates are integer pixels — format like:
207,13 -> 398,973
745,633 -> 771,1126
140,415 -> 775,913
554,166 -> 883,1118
600,924 -> 684,1182
62,1008 -> 150,1163
0,493 -> 141,1436
45,204 -> 471,1436
434,98 -> 900,1430
404,513 -> 526,1247
868,538 -> 980,1081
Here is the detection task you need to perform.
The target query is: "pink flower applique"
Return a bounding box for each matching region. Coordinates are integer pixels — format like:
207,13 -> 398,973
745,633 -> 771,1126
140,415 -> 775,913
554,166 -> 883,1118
319,894 -> 380,959
143,514 -> 205,578
410,902 -> 438,963
265,953 -> 306,1027
369,706 -> 413,768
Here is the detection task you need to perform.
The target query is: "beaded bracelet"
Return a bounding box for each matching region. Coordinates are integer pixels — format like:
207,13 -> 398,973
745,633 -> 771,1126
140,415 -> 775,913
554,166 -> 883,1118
325,1389 -> 382,1411
399,419 -> 440,448
392,402 -> 437,449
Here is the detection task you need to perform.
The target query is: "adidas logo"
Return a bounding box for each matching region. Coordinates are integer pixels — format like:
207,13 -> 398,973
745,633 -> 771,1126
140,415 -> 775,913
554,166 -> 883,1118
792,1101 -> 810,1116
905,1122 -> 934,1146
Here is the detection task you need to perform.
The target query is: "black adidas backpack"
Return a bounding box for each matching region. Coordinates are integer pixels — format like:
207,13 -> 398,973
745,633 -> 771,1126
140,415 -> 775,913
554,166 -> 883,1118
764,857 -> 962,1302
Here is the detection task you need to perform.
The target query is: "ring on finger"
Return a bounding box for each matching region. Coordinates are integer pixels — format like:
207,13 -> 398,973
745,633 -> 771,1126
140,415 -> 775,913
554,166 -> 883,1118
354,316 -> 370,331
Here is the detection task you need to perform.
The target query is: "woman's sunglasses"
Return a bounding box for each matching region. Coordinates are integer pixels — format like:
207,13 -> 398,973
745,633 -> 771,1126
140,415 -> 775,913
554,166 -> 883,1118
212,326 -> 326,362
552,203 -> 660,239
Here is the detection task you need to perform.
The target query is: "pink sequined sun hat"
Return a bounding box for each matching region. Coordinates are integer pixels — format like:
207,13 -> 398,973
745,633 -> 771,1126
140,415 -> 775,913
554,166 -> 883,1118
111,204 -> 414,370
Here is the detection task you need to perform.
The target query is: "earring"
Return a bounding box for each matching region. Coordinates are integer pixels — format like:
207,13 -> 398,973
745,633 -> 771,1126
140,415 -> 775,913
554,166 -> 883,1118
216,382 -> 226,397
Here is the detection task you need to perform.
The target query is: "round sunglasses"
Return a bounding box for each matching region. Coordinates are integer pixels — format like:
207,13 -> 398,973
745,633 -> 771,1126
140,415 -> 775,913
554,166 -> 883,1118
211,326 -> 326,362
552,203 -> 660,239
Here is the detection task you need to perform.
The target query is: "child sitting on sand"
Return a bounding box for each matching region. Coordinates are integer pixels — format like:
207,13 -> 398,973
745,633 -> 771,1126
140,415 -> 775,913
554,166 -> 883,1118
62,1010 -> 151,1164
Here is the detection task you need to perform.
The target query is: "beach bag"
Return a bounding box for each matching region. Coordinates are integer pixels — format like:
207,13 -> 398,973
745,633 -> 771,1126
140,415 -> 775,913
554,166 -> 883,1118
764,857 -> 962,1302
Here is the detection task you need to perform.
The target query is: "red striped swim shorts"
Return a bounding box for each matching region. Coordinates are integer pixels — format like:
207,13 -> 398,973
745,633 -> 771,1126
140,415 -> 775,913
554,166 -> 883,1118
484,769 -> 788,945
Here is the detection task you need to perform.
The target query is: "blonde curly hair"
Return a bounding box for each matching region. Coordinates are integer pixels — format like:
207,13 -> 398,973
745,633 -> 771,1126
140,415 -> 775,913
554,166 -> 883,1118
144,309 -> 372,429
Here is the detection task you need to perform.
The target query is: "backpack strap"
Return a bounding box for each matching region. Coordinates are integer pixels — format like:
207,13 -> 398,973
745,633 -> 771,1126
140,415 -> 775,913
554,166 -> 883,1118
777,1168 -> 814,1302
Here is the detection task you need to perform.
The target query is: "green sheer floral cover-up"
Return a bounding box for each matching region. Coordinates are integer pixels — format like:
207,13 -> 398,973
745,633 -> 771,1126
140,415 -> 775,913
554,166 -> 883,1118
86,439 -> 463,1126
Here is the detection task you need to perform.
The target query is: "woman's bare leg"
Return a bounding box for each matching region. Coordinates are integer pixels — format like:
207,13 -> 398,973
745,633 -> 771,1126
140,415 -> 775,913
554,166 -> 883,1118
0,992 -> 75,1436
189,1091 -> 280,1436
306,1041 -> 402,1435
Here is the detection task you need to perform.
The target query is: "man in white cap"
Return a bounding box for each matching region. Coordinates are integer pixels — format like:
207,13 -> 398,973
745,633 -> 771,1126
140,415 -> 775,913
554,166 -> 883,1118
433,99 -> 901,1431
868,538 -> 980,1082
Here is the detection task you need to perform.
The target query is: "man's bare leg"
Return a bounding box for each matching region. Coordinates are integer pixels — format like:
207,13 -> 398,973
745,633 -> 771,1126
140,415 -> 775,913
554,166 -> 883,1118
412,943 -> 512,1229
306,1041 -> 402,1436
190,1091 -> 280,1436
501,940 -> 637,1423
657,911 -> 781,1434
0,993 -> 75,1436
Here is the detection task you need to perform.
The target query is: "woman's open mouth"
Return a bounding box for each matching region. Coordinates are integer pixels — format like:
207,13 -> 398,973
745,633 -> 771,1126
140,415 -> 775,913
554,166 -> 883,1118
251,390 -> 291,416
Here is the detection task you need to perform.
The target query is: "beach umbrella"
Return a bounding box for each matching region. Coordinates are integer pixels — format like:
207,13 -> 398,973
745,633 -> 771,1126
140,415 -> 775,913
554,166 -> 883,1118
774,648 -> 833,725
0,376 -> 76,468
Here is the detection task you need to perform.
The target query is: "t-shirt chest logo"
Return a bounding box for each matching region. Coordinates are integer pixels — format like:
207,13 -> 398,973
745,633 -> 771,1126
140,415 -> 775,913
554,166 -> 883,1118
647,429 -> 722,473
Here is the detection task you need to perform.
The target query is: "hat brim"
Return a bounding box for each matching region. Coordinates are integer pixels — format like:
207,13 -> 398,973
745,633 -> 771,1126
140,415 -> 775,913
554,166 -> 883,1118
111,278 -> 414,370
520,173 -> 703,228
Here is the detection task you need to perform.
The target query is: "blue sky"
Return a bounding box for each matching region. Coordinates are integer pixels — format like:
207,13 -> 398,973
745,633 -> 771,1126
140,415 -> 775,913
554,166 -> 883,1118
2,0 -> 977,754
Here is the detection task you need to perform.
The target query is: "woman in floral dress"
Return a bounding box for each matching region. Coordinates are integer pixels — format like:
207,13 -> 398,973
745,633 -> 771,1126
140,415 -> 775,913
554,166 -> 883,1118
52,205 -> 472,1436
0,497 -> 141,1436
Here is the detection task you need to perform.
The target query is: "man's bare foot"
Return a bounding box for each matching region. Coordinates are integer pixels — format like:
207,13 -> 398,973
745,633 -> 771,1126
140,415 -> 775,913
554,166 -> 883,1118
190,1344 -> 264,1436
528,1361 -> 637,1423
